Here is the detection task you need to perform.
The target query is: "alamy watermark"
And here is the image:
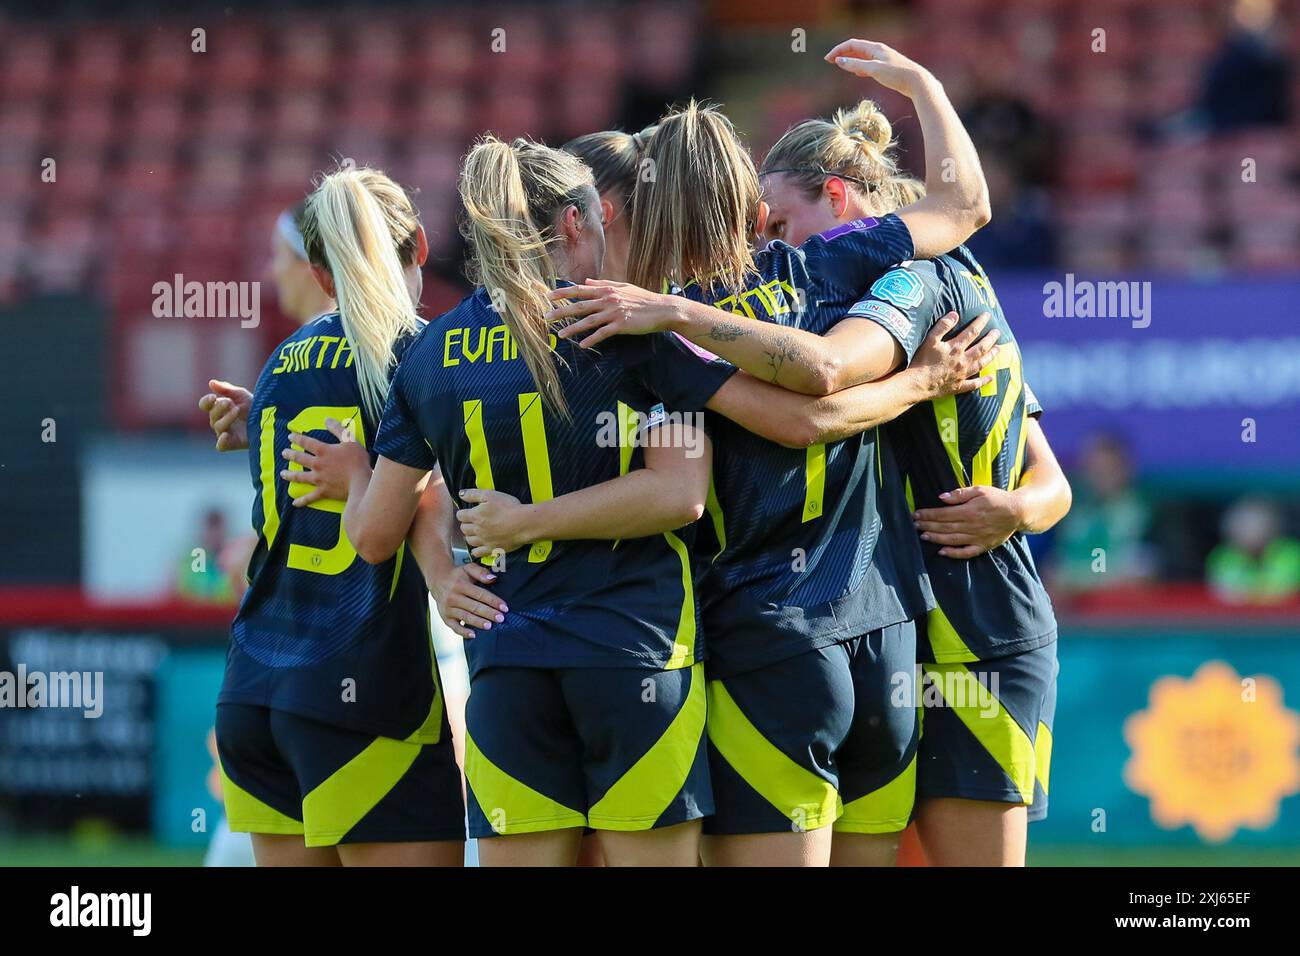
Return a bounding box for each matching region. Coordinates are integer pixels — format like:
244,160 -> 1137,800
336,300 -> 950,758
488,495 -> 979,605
1042,273 -> 1151,329
0,665 -> 103,718
152,273 -> 260,328
595,406 -> 708,459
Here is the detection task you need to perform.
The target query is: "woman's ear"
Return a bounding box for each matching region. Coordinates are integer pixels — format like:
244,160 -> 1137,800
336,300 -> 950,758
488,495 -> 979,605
600,197 -> 616,227
309,264 -> 336,299
415,224 -> 429,267
558,203 -> 584,245
824,177 -> 850,218
754,201 -> 770,241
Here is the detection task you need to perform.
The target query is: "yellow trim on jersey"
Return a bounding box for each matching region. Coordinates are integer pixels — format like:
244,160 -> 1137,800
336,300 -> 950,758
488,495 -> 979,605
464,731 -> 587,835
1011,396 -> 1032,489
705,476 -> 726,562
931,394 -> 965,487
588,663 -> 706,830
970,349 -> 1022,487
926,602 -> 979,663
923,662 -> 1036,804
706,679 -> 840,831
517,392 -> 554,563
616,401 -> 638,477
662,531 -> 697,670
388,542 -> 405,601
803,444 -> 826,522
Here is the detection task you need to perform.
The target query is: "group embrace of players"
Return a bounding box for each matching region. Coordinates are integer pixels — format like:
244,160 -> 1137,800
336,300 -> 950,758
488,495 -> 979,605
197,38 -> 1070,867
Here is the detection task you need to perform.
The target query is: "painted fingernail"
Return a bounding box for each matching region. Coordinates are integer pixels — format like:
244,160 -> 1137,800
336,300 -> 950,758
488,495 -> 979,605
921,533 -> 931,541
500,604 -> 509,612
939,491 -> 951,499
495,614 -> 505,623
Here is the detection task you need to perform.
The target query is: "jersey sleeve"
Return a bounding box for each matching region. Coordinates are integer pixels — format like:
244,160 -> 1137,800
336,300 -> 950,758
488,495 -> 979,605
842,260 -> 945,363
795,213 -> 916,296
619,331 -> 738,414
373,359 -> 435,471
1023,380 -> 1044,418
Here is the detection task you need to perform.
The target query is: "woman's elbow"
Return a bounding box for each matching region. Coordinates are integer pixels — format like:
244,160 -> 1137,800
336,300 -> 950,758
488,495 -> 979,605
671,483 -> 708,527
353,531 -> 399,566
680,498 -> 707,526
971,190 -> 992,230
1056,476 -> 1074,519
807,356 -> 843,397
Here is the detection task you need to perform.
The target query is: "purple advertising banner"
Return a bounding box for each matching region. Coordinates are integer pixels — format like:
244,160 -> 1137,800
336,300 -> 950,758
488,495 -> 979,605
995,274 -> 1300,475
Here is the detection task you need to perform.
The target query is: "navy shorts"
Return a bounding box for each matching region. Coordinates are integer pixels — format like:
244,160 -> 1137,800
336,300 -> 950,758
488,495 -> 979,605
215,703 -> 465,847
704,620 -> 919,835
916,637 -> 1058,821
464,662 -> 711,838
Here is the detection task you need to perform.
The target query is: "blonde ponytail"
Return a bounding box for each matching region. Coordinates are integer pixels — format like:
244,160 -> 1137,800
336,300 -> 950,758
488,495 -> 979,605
302,166 -> 421,422
760,98 -> 906,213
626,101 -> 759,295
458,135 -> 595,416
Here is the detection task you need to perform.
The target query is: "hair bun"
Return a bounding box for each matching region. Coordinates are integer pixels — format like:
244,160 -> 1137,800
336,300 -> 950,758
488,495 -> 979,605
835,99 -> 893,153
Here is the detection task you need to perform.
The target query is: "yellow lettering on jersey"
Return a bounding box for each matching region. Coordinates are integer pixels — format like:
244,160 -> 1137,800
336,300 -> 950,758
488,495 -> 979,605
284,406 -> 367,575
259,406 -> 281,544
444,328 -> 462,367
463,327 -> 487,363
518,392 -> 554,563
486,324 -> 511,363
314,336 -> 339,368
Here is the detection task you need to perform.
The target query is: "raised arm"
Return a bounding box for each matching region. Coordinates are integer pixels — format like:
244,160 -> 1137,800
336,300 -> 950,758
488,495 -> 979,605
456,422 -> 711,560
826,39 -> 990,256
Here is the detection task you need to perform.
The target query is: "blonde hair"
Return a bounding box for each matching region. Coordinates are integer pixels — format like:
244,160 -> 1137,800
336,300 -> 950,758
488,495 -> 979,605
761,99 -> 917,214
301,166 -> 421,422
458,135 -> 596,415
626,101 -> 759,295
563,125 -> 658,207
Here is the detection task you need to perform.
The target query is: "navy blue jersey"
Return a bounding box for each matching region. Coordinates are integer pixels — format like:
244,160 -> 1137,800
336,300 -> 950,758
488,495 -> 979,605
220,313 -> 443,742
686,214 -> 935,677
374,287 -> 737,677
851,246 -> 1057,661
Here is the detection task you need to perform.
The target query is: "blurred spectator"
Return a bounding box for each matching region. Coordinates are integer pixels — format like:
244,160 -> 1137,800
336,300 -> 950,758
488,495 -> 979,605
1207,498 -> 1300,603
176,509 -> 236,604
965,155 -> 1058,270
1051,434 -> 1156,592
1164,0 -> 1292,138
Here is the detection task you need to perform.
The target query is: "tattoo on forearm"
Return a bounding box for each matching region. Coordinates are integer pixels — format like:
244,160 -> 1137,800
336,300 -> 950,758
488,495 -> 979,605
764,335 -> 803,383
706,321 -> 748,343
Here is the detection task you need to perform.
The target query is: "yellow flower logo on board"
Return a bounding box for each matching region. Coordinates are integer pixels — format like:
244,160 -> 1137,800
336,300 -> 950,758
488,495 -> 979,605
1124,661 -> 1300,842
